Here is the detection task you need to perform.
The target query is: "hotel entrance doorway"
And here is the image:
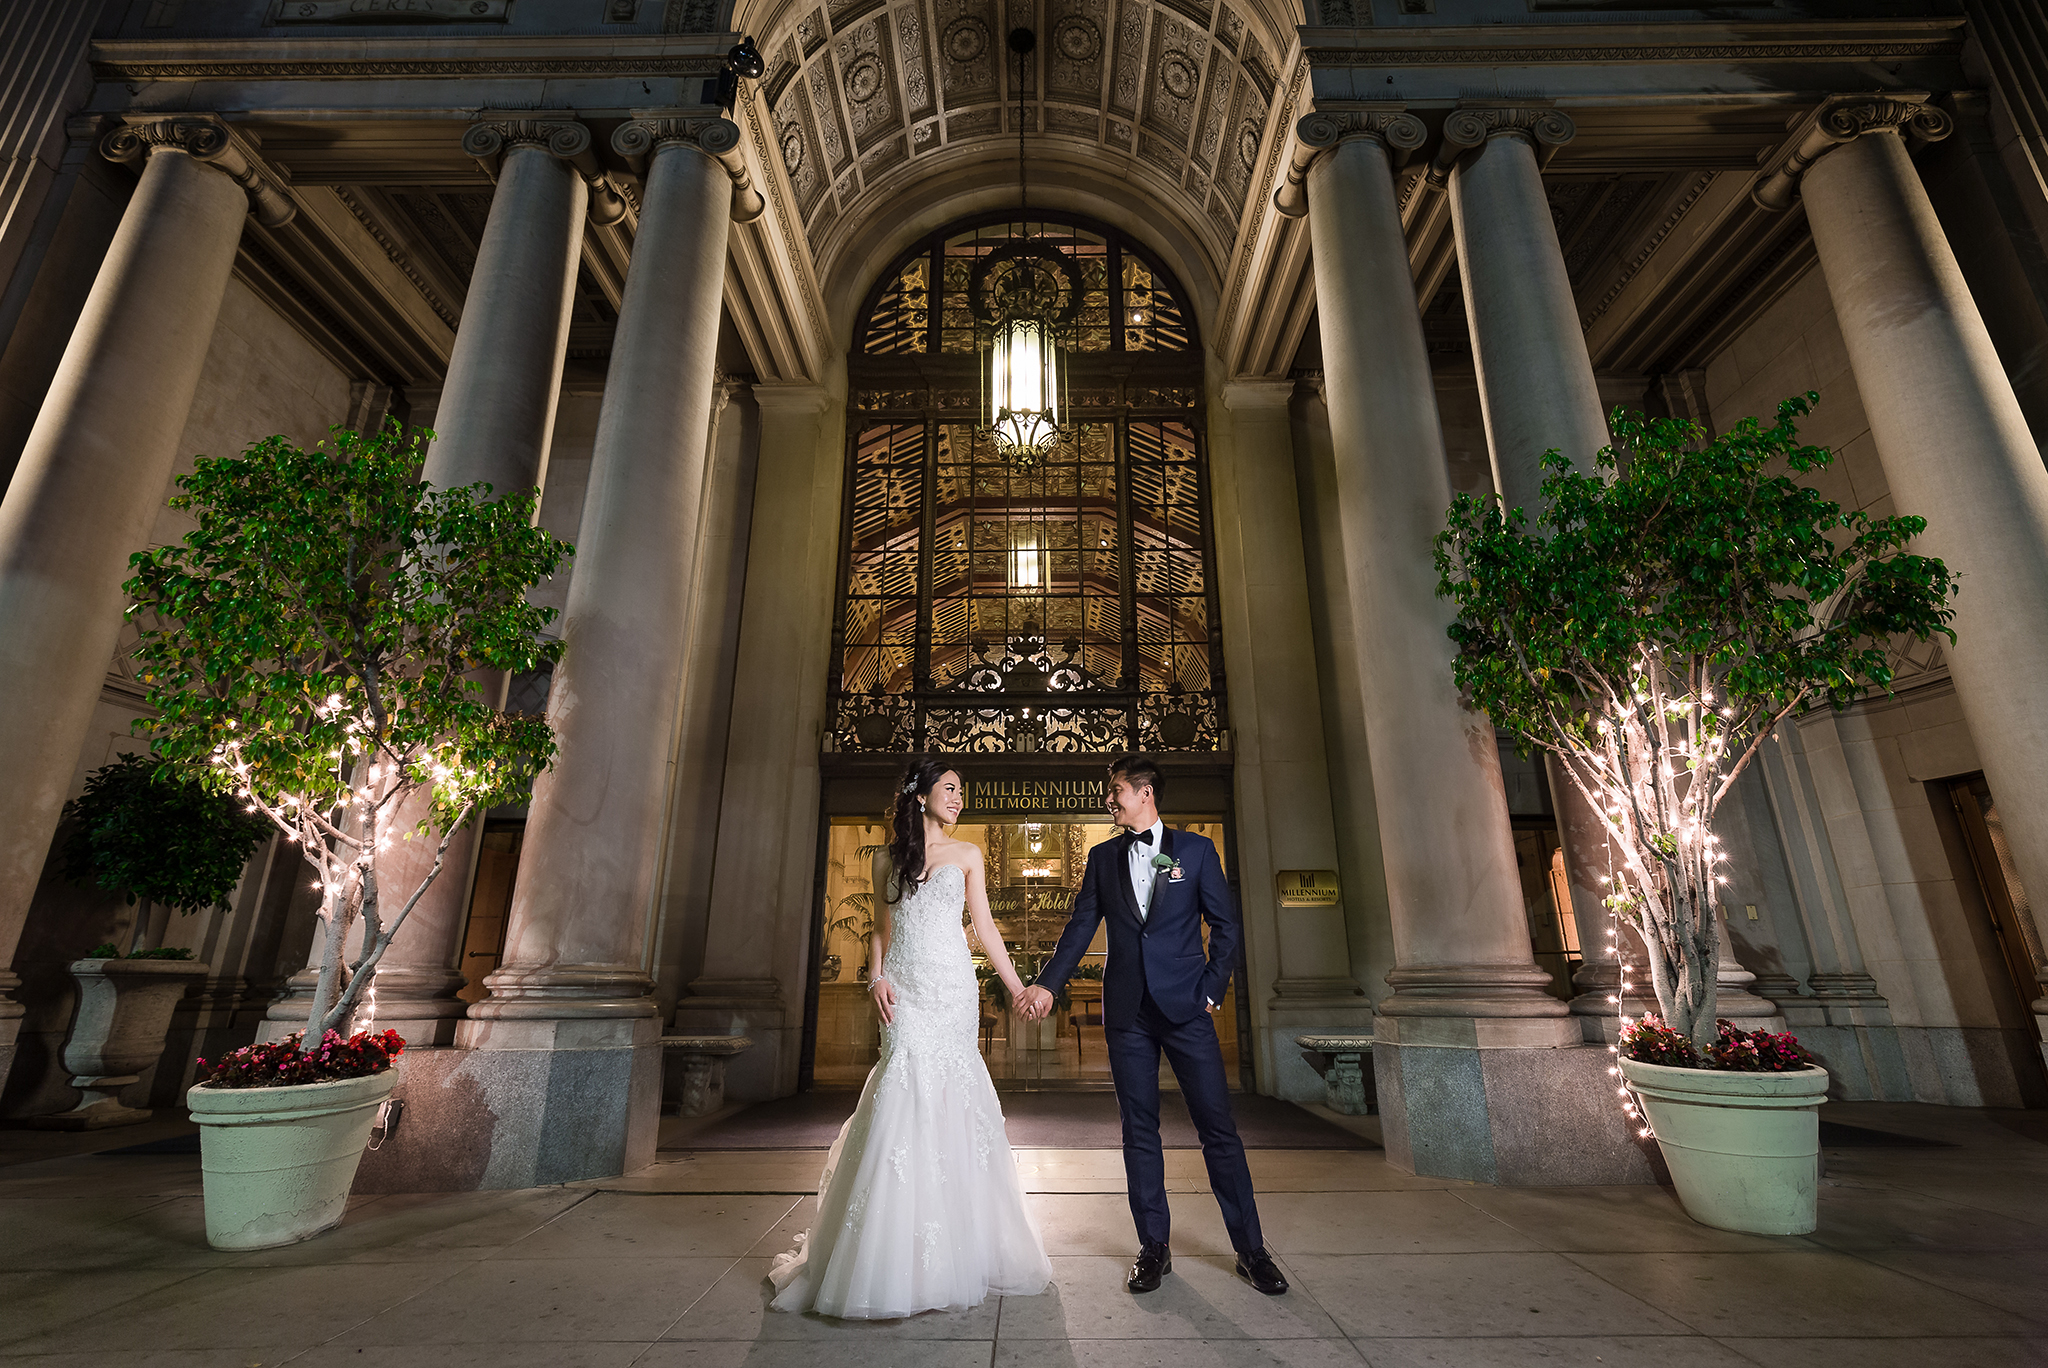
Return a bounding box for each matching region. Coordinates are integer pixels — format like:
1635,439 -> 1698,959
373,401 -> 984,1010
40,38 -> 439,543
807,805 -> 1243,1092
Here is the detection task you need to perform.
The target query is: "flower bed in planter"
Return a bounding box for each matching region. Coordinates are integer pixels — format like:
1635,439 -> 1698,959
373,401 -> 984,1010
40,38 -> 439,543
188,1028 -> 404,1250
1618,1016 -> 1829,1236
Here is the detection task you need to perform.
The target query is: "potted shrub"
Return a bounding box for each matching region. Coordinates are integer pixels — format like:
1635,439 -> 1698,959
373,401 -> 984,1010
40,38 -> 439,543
32,755 -> 272,1129
124,421 -> 568,1249
188,1027 -> 407,1249
1435,396 -> 1955,1234
1617,1015 -> 1826,1234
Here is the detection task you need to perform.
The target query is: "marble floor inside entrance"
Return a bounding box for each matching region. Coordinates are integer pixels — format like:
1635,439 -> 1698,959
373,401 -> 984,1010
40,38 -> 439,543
0,1101 -> 2042,1366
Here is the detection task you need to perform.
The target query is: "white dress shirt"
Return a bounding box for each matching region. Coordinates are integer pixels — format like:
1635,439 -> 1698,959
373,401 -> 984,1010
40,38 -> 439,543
1126,819 -> 1164,921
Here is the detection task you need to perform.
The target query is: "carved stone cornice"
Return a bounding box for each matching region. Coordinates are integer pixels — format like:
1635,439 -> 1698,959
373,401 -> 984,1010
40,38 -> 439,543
98,115 -> 295,228
611,115 -> 766,224
462,116 -> 631,226
1427,105 -> 1576,187
1751,92 -> 1953,211
1271,107 -> 1427,219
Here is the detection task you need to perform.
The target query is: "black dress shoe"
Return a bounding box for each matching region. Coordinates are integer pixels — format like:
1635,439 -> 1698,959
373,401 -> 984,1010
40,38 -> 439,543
1235,1247 -> 1287,1295
1127,1242 -> 1171,1293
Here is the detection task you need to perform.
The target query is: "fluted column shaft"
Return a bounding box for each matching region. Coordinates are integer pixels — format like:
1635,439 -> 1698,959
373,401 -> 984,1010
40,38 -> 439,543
1799,123 -> 2048,1023
352,124 -> 592,1045
0,120 -> 283,1087
467,123 -> 734,1026
1303,132 -> 1571,1042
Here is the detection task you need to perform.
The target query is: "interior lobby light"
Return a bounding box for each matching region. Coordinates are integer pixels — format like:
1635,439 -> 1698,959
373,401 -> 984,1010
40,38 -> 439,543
988,313 -> 1062,466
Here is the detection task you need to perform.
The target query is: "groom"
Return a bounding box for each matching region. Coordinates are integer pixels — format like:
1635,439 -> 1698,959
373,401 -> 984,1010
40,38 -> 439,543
1018,755 -> 1287,1297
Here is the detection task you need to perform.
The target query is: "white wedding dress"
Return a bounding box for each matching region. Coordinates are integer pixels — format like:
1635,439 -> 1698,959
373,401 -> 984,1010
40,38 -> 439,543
768,862 -> 1053,1318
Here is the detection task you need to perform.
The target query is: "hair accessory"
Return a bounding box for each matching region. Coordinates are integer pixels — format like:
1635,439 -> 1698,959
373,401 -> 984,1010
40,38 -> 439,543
901,776 -> 920,795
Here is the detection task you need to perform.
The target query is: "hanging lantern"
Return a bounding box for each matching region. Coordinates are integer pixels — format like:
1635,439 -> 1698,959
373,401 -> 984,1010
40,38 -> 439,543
987,310 -> 1063,466
973,237 -> 1078,470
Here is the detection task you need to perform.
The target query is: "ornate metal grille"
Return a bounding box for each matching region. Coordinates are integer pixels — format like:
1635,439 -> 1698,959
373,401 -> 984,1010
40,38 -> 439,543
833,215 -> 1222,755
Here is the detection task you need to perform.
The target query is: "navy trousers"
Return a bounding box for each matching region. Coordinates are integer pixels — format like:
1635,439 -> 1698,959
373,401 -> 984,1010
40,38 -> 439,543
1105,992 -> 1263,1254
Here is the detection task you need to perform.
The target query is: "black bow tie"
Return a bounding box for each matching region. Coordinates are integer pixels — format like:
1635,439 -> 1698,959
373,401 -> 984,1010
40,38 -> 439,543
1132,829 -> 1154,846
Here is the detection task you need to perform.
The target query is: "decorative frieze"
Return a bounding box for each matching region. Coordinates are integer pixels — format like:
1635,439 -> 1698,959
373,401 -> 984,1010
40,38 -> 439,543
1751,92 -> 1953,211
99,116 -> 296,228
611,116 -> 767,222
1270,107 -> 1425,218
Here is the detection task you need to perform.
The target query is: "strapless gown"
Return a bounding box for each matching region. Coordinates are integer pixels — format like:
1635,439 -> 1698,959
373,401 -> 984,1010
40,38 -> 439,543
768,862 -> 1053,1318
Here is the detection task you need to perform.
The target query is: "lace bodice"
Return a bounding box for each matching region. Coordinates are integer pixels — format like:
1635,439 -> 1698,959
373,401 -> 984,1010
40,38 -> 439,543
880,863 -> 974,1000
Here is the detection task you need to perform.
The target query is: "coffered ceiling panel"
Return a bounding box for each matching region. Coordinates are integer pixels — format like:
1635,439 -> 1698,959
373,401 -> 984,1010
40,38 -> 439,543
763,0 -> 1285,277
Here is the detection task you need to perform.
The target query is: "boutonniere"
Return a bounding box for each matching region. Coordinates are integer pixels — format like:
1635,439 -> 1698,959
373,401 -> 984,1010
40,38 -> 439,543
1152,853 -> 1184,880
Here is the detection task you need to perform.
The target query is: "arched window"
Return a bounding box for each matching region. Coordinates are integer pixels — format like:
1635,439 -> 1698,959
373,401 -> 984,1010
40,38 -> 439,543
830,214 -> 1223,754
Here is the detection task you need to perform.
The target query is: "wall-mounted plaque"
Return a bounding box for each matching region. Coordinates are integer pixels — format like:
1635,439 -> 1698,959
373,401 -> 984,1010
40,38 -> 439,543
1275,870 -> 1340,907
276,0 -> 512,23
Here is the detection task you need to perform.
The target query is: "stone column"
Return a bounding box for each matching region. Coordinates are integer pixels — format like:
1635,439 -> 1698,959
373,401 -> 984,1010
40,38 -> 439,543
0,116 -> 291,1090
452,116 -> 751,1188
1214,379 -> 1371,1099
1441,104 -> 1776,1033
1436,107 -> 1623,1035
337,117 -> 606,1047
674,383 -> 838,1101
1758,95 -> 2048,1053
1279,112 -> 1643,1184
1440,107 -> 1608,502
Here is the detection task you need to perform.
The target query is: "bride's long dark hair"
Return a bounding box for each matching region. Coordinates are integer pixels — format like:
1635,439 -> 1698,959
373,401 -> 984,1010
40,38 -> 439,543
886,756 -> 955,901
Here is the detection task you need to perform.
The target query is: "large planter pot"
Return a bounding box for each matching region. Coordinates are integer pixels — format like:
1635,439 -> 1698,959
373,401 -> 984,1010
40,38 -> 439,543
1620,1056 -> 1830,1235
29,957 -> 209,1130
187,1070 -> 397,1250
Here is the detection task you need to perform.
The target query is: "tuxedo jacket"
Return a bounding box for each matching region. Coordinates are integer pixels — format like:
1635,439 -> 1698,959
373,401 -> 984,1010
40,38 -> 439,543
1036,826 -> 1240,1030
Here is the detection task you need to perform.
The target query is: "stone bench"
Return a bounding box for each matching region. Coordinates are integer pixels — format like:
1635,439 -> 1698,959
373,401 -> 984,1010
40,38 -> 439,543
1293,1034 -> 1375,1115
659,1035 -> 753,1116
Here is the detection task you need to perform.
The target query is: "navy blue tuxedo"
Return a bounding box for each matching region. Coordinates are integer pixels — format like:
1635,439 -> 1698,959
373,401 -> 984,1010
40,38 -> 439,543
1037,826 -> 1264,1255
1038,825 -> 1239,1029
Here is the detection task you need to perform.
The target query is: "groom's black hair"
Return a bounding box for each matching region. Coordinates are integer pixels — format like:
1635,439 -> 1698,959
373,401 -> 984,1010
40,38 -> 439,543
1107,754 -> 1163,806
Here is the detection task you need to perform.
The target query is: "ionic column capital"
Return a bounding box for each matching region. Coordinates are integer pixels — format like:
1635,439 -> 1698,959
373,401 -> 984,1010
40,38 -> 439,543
1751,91 -> 1953,212
462,115 -> 631,227
1427,104 -> 1575,187
611,114 -> 765,223
1272,106 -> 1426,218
99,115 -> 295,228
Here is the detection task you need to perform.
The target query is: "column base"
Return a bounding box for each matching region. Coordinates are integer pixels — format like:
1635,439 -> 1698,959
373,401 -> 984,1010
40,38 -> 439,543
1372,1023 -> 1660,1185
354,1015 -> 664,1192
675,978 -> 794,1101
1262,998 -> 1378,1104
1378,965 -> 1578,1034
361,965 -> 470,1046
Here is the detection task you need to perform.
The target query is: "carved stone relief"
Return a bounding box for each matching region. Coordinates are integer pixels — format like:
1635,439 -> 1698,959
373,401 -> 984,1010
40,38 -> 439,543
935,0 -> 1000,106
1047,0 -> 1109,107
837,14 -> 901,152
808,62 -> 854,172
1142,12 -> 1205,147
898,4 -> 935,120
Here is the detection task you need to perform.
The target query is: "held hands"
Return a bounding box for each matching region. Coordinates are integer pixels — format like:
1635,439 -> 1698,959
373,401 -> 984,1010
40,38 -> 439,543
1015,985 -> 1055,1021
870,974 -> 896,1025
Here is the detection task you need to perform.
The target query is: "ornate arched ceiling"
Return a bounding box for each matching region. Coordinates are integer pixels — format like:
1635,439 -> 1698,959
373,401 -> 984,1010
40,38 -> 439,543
734,0 -> 1301,327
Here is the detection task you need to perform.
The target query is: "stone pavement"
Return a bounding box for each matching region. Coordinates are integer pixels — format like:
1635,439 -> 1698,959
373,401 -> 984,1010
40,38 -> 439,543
0,1101 -> 2043,1367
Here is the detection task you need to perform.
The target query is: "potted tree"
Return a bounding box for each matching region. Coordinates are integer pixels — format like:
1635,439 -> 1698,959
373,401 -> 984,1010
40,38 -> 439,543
1435,396 -> 1955,1235
31,754 -> 274,1129
125,421 -> 569,1250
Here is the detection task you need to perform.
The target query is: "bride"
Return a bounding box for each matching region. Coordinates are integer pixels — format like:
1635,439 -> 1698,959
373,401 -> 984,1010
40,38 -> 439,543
768,757 -> 1053,1318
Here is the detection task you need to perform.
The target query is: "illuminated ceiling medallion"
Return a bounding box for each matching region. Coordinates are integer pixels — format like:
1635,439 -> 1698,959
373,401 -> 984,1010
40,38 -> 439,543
978,26 -> 1073,470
